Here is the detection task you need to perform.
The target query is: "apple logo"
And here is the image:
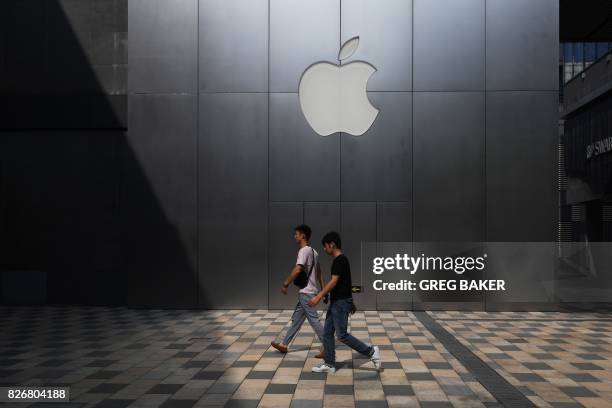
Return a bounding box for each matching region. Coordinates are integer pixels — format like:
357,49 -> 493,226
298,36 -> 379,136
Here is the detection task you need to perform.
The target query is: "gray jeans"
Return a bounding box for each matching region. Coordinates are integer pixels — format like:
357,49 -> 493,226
283,293 -> 325,345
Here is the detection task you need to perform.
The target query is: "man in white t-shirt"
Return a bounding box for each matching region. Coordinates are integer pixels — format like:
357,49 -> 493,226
271,224 -> 325,358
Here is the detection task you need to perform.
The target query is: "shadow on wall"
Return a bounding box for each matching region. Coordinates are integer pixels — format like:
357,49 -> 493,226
0,0 -> 197,307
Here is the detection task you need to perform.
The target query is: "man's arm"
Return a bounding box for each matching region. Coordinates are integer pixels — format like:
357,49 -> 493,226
308,275 -> 338,306
281,264 -> 303,294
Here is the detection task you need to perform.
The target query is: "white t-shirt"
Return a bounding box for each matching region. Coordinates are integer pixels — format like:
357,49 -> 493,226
296,246 -> 320,295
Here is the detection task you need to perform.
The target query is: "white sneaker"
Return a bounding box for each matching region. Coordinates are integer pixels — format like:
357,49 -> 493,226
370,346 -> 381,370
311,363 -> 336,373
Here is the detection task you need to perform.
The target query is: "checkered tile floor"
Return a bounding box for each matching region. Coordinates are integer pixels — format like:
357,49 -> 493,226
432,311 -> 612,408
0,307 -> 610,408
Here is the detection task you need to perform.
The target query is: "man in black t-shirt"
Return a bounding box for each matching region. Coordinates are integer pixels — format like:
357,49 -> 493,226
308,231 -> 381,373
329,253 -> 352,301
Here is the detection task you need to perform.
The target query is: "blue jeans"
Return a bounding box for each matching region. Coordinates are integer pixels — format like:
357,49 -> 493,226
323,298 -> 372,365
283,293 -> 324,345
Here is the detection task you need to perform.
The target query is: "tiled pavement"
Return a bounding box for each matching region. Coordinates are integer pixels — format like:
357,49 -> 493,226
432,311 -> 612,408
0,307 -> 611,408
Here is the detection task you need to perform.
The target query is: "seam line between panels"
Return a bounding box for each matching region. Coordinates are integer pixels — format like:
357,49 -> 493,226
411,0 -> 415,311
339,0 -> 343,216
267,0 -> 271,308
196,0 -> 200,307
483,0 -> 487,311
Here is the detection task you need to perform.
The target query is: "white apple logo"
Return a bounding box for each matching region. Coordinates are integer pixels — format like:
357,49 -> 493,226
298,36 -> 379,136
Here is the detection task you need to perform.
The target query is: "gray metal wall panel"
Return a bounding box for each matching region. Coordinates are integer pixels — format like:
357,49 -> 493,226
1,130 -> 126,306
376,202 -> 412,242
125,94 -> 198,307
269,202 -> 303,309
486,0 -> 559,91
486,92 -> 557,241
304,202 -> 341,278
269,93 -> 340,201
199,0 -> 268,93
198,93 -> 268,309
376,202 -> 413,310
47,1 -> 95,93
341,92 -> 412,201
413,0 -> 485,91
128,0 -> 197,93
413,92 -> 485,242
91,0 -> 128,32
270,0 -> 340,92
341,202 -> 377,310
341,0 -> 412,91
0,2 -> 46,93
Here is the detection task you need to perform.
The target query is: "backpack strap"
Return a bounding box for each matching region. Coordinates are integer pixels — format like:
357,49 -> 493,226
306,247 -> 316,280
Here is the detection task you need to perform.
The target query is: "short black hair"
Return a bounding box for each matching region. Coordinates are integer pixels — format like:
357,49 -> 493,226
321,231 -> 341,249
295,224 -> 312,241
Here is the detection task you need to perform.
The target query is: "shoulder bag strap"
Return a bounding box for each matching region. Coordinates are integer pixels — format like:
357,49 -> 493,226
306,247 -> 315,279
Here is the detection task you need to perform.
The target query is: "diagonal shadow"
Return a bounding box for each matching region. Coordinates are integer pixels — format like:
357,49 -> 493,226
0,0 -> 197,308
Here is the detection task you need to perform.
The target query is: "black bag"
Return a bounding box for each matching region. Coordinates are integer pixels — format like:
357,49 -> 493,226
294,247 -> 315,289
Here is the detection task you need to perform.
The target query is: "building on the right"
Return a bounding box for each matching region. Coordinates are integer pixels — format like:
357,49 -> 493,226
554,1 -> 612,308
561,48 -> 612,244
556,47 -> 612,308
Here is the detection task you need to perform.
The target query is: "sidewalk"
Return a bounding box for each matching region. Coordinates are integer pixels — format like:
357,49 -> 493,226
0,307 -> 610,408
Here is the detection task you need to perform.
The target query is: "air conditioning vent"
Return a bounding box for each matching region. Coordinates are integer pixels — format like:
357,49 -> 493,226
558,143 -> 568,191
603,204 -> 612,222
570,204 -> 586,222
558,222 -> 573,242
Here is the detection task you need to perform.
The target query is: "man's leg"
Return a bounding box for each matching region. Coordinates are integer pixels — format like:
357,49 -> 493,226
282,299 -> 306,346
322,304 -> 336,366
299,293 -> 325,344
311,306 -> 337,373
332,299 -> 372,357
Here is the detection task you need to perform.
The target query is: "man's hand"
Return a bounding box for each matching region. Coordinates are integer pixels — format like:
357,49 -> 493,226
281,265 -> 302,296
311,275 -> 338,306
308,295 -> 321,307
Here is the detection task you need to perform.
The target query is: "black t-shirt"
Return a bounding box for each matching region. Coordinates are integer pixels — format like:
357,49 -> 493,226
330,254 -> 352,301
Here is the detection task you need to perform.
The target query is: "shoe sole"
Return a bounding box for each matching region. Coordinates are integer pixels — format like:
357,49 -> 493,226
312,368 -> 336,373
270,344 -> 287,353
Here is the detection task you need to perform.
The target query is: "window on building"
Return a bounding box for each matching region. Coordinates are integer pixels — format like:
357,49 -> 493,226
560,42 -> 612,84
